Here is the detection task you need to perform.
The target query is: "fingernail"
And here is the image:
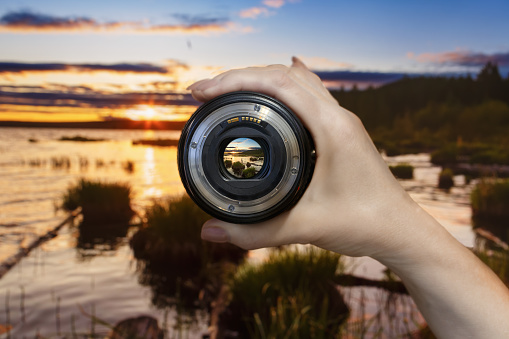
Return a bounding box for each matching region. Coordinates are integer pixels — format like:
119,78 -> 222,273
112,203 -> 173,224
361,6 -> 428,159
201,226 -> 229,243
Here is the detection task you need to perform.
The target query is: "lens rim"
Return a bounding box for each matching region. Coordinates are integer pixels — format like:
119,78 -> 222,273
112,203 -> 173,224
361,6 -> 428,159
178,91 -> 315,224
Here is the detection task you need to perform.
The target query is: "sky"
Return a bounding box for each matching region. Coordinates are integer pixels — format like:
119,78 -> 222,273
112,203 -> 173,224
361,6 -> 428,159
0,0 -> 508,122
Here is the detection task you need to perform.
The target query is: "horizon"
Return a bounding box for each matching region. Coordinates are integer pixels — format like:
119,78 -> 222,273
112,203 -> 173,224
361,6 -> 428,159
1,0 -> 508,122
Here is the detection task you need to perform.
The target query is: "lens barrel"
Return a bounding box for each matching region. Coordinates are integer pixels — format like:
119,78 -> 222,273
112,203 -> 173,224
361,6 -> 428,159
178,91 -> 315,223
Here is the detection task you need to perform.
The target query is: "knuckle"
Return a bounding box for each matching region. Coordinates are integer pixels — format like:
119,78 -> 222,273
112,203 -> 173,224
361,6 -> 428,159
270,68 -> 293,89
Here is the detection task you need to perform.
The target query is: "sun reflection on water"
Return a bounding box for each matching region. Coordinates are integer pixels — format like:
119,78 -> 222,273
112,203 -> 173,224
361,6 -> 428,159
141,147 -> 163,198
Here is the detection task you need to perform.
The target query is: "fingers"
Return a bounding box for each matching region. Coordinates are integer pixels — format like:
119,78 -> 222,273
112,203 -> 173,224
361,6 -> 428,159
291,56 -> 309,70
201,212 -> 305,250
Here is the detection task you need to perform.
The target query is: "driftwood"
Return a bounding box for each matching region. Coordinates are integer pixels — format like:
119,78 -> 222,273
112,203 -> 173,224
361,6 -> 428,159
333,273 -> 408,294
475,228 -> 509,250
0,208 -> 81,279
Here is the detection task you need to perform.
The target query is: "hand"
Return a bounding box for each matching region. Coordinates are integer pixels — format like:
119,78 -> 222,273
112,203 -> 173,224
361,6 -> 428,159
188,58 -> 509,339
188,57 -> 423,260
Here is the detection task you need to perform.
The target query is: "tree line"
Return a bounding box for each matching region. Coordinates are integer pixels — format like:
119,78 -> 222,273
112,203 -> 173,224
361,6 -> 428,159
330,62 -> 509,156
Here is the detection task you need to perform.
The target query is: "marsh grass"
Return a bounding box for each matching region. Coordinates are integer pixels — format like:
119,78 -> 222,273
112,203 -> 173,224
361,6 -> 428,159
130,194 -> 246,314
61,179 -> 134,224
59,135 -> 105,142
221,247 -> 349,338
132,138 -> 179,147
131,194 -> 245,266
471,178 -> 509,219
438,168 -> 455,190
389,164 -> 414,179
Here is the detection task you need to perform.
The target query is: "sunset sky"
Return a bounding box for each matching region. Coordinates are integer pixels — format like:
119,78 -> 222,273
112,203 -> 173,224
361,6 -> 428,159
1,0 -> 508,122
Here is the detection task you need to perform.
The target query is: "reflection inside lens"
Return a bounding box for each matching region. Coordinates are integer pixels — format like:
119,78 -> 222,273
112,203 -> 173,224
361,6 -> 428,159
223,138 -> 265,179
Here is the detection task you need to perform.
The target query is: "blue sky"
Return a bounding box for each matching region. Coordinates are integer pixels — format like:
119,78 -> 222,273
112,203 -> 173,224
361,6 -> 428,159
0,0 -> 508,121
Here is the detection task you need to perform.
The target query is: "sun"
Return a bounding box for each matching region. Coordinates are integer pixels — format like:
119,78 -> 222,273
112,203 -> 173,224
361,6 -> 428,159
125,105 -> 158,121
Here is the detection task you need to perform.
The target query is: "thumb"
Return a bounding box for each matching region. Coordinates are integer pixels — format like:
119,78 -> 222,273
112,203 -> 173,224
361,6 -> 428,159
201,213 -> 297,250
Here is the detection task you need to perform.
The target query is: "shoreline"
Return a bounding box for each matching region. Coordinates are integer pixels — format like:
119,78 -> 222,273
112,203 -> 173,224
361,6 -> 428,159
0,120 -> 186,131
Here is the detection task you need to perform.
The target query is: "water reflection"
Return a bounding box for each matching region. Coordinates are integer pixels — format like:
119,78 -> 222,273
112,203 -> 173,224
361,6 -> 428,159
129,195 -> 246,317
75,222 -> 130,260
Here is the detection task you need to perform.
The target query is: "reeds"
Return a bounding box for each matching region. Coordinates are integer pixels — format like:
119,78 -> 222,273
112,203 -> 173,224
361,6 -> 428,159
389,164 -> 414,179
222,247 -> 349,338
61,179 -> 134,224
59,135 -> 105,142
129,194 -> 246,314
130,194 -> 245,267
438,168 -> 455,189
132,138 -> 179,147
471,178 -> 509,219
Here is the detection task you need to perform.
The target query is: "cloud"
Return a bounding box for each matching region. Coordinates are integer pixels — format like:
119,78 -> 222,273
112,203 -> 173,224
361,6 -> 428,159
298,56 -> 353,70
0,83 -> 198,109
171,13 -> 229,26
0,61 -> 186,75
262,0 -> 286,8
0,10 -> 99,30
239,7 -> 273,19
0,10 -> 246,35
314,70 -> 408,89
239,0 -> 299,19
408,50 -> 509,67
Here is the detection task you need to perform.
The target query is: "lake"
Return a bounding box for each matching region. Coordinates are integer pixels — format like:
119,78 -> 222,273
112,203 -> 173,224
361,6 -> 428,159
0,127 -> 477,337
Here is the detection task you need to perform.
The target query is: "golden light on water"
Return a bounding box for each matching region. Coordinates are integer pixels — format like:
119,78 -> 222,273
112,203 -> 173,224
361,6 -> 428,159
141,146 -> 163,199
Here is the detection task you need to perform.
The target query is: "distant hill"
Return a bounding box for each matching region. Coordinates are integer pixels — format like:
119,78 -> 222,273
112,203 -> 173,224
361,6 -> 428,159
0,120 -> 187,130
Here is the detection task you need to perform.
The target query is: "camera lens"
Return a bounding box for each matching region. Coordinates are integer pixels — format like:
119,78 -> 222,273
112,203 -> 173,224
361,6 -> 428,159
178,91 -> 315,224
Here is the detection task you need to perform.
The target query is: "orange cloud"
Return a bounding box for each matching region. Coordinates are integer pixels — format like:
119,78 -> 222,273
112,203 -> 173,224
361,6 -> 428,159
298,56 -> 353,70
263,0 -> 286,8
239,7 -> 273,19
0,11 -> 248,35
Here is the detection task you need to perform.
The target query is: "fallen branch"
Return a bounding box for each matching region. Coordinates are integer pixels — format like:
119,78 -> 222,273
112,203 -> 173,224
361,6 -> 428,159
334,274 -> 408,294
0,208 -> 81,279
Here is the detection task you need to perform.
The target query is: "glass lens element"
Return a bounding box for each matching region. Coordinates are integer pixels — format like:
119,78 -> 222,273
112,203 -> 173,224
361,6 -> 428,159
223,138 -> 264,179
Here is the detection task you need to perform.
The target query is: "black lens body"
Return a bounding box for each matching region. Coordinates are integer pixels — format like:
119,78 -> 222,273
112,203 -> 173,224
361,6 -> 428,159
178,91 -> 315,224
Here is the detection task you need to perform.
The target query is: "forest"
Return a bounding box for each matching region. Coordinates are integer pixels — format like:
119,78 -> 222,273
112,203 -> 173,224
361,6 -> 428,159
330,62 -> 509,165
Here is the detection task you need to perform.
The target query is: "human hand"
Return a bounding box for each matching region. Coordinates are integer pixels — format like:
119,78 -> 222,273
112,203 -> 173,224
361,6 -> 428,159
188,57 -> 424,261
189,58 -> 509,339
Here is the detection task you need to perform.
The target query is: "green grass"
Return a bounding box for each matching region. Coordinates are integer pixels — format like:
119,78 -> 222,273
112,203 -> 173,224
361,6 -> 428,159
62,179 -> 134,224
129,194 -> 246,313
242,167 -> 256,178
131,194 -> 246,266
471,179 -> 509,219
431,143 -> 509,166
222,247 -> 349,338
389,164 -> 414,179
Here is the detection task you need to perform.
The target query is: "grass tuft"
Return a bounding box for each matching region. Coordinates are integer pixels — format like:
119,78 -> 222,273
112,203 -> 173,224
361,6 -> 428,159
438,168 -> 455,190
471,178 -> 509,220
221,247 -> 349,338
62,179 -> 134,224
389,164 -> 414,179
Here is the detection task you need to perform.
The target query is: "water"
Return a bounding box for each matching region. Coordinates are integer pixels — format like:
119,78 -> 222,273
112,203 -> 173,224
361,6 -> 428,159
0,128 -> 478,337
0,128 -> 184,263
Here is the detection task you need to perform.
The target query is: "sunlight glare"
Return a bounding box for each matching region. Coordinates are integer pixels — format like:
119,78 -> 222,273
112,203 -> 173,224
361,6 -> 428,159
125,105 -> 157,121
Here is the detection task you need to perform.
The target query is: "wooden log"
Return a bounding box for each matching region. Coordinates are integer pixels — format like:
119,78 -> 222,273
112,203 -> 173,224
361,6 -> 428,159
0,208 -> 81,279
